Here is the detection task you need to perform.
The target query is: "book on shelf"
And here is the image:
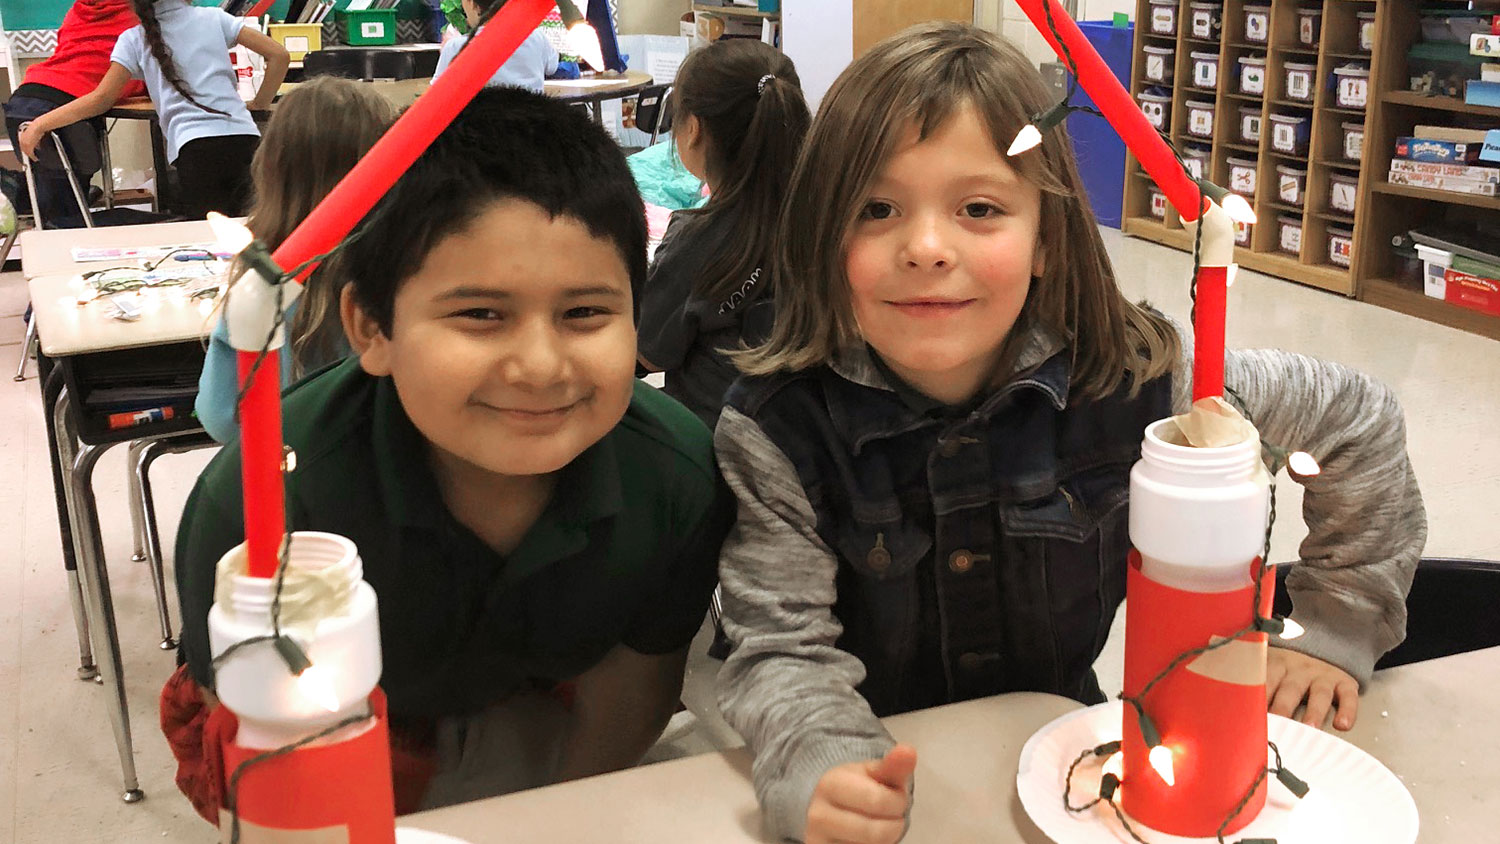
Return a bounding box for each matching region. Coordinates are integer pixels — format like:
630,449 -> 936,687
1389,158 -> 1500,183
1388,167 -> 1499,195
1441,268 -> 1500,317
1396,135 -> 1484,163
1413,125 -> 1488,144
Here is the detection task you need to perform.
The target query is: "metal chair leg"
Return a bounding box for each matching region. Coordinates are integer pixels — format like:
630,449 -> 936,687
21,153 -> 44,232
126,440 -> 148,563
55,389 -> 144,802
46,377 -> 97,680
14,311 -> 35,382
98,124 -> 115,211
51,134 -> 95,228
134,439 -> 177,650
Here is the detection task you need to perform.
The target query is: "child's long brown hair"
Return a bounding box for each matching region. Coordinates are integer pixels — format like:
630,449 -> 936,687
669,39 -> 809,302
130,0 -> 229,116
237,76 -> 393,375
736,21 -> 1179,399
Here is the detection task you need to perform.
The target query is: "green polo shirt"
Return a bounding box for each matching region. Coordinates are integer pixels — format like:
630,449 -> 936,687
176,358 -> 734,721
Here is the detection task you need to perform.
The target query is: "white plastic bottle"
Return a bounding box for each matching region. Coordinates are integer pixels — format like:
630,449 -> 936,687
208,531 -> 382,749
1128,417 -> 1269,592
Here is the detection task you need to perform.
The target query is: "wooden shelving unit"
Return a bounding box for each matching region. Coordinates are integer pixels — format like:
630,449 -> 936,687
1122,0 -> 1375,296
691,3 -> 779,19
1352,1 -> 1500,340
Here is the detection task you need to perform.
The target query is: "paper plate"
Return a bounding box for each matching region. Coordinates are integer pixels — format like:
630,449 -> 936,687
1017,701 -> 1418,844
397,830 -> 475,844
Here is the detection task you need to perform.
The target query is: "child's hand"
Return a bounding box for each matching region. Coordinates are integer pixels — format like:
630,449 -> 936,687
17,121 -> 44,162
805,744 -> 918,844
1267,648 -> 1359,731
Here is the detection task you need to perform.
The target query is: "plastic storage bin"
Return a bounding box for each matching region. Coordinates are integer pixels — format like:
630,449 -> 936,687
268,23 -> 322,62
1189,1 -> 1223,39
1341,121 -> 1364,161
1329,172 -> 1359,213
1334,64 -> 1370,108
1357,12 -> 1376,52
1242,3 -> 1271,42
1228,155 -> 1258,195
1328,224 -> 1354,267
1239,54 -> 1267,95
1276,163 -> 1308,205
1297,7 -> 1322,45
1278,214 -> 1302,255
1183,143 -> 1213,180
1143,45 -> 1175,84
1149,187 -> 1169,219
1149,0 -> 1179,35
1139,89 -> 1172,130
1186,98 -> 1215,137
1285,61 -> 1317,102
1191,50 -> 1220,89
1269,112 -> 1311,154
341,8 -> 397,46
1233,220 -> 1253,246
1238,105 -> 1262,143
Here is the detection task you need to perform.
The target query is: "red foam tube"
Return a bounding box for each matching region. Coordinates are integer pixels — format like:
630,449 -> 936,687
1121,552 -> 1275,837
1193,265 -> 1229,401
1012,0 -> 1202,221
236,0 -> 558,578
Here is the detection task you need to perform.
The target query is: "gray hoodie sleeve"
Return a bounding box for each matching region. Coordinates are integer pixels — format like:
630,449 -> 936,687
714,406 -> 896,843
1172,344 -> 1425,686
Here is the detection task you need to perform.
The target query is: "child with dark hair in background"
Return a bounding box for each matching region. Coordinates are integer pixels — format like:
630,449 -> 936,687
195,76 -> 395,443
18,0 -> 289,221
636,38 -> 810,429
3,0 -> 145,228
433,0 -> 557,92
161,86 -> 734,822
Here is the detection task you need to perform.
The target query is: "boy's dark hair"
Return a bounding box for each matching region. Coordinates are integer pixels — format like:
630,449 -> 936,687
342,86 -> 648,334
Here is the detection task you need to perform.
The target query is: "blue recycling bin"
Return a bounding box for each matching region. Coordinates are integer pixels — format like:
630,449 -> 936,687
1066,21 -> 1133,229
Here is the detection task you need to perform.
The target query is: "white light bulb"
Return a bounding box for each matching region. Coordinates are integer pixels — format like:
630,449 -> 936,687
1221,192 -> 1258,225
296,664 -> 341,713
1287,450 -> 1321,478
207,211 -> 254,253
1102,751 -> 1124,780
1279,617 -> 1306,640
1007,123 -> 1043,156
567,21 -> 606,72
1149,744 -> 1176,787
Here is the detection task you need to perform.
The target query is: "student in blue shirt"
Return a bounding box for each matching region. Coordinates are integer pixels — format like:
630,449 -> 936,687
18,0 -> 290,222
433,0 -> 558,93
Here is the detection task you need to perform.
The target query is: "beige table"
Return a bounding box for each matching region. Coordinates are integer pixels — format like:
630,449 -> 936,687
20,216 -> 222,282
403,647 -> 1500,843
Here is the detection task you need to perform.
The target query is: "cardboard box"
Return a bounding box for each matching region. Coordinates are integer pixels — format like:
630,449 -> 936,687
1443,267 -> 1500,316
1389,158 -> 1500,183
1395,136 -> 1482,163
1389,168 -> 1499,195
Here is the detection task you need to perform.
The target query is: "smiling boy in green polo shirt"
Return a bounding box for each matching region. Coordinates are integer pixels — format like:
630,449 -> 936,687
160,87 -> 735,820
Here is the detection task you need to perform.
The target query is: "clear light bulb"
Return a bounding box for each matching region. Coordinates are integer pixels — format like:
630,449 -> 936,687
1102,751 -> 1124,780
566,21 -> 606,72
296,664 -> 341,713
1221,192 -> 1258,225
1149,744 -> 1176,787
207,211 -> 253,253
1287,450 -> 1321,478
1007,123 -> 1043,156
1279,617 -> 1306,640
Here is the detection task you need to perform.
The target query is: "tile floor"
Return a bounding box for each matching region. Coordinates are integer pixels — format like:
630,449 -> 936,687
1,228 -> 1496,843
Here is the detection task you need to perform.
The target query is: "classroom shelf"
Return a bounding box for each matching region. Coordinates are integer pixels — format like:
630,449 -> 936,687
691,3 -> 778,18
1382,90 -> 1500,120
1371,182 -> 1500,212
1223,141 -> 1260,153
1315,210 -> 1358,225
1361,278 -> 1500,340
1122,215 -> 1353,294
1324,106 -> 1368,117
1317,159 -> 1362,171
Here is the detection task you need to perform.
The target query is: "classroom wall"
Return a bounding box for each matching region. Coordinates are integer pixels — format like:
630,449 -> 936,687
617,0 -> 692,36
979,0 -> 1137,68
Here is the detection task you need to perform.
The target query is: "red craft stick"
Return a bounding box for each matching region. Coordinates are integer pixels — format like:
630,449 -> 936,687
236,0 -> 559,578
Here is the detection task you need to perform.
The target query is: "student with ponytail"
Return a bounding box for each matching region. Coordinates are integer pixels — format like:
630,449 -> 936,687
18,0 -> 289,221
636,39 -> 810,428
432,0 -> 557,93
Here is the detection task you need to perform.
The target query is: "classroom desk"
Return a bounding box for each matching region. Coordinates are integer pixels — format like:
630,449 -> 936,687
22,218 -> 224,804
545,69 -> 654,127
401,646 -> 1500,843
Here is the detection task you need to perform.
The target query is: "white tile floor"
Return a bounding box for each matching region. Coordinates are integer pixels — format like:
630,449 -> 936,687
1,229 -> 1497,843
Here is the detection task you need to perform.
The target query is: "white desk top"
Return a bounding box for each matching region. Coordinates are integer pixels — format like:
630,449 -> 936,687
402,647 -> 1500,843
22,219 -> 227,357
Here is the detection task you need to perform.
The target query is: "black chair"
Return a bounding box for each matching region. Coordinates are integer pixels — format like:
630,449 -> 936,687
3,113 -> 109,231
302,48 -> 362,80
633,84 -> 673,145
1274,557 -> 1500,670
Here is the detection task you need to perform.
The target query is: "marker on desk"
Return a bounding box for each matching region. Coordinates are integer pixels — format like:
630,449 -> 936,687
108,406 -> 175,430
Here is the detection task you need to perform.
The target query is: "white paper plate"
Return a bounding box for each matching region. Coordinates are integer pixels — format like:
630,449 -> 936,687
397,830 -> 475,844
1017,701 -> 1417,843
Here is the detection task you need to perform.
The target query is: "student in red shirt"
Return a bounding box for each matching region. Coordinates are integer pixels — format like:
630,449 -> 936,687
4,0 -> 145,228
